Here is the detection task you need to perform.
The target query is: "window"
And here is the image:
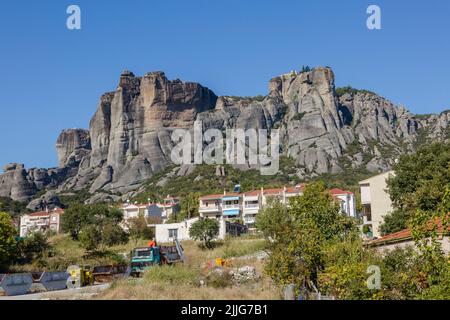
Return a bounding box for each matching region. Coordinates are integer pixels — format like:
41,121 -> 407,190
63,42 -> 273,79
168,229 -> 178,239
362,204 -> 372,221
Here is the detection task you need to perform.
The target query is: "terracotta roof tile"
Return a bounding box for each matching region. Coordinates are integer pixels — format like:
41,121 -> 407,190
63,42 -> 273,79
200,194 -> 224,200
330,188 -> 354,195
370,215 -> 449,246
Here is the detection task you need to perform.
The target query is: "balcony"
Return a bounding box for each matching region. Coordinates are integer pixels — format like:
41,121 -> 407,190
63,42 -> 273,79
244,217 -> 256,224
199,205 -> 221,213
222,204 -> 240,210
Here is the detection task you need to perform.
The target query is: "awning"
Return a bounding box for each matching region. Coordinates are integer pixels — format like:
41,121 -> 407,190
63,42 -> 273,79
223,196 -> 240,201
222,209 -> 240,216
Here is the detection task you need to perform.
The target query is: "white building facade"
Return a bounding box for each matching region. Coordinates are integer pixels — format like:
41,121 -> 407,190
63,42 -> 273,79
20,208 -> 64,237
199,185 -> 356,230
154,217 -> 226,243
359,171 -> 395,239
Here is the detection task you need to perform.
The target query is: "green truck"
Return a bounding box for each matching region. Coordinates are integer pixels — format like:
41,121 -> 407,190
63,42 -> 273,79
130,240 -> 185,277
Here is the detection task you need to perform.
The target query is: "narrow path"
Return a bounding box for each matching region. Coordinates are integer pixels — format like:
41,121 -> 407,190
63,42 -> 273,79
0,283 -> 111,300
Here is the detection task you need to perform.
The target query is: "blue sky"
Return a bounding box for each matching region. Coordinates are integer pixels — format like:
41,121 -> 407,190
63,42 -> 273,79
0,0 -> 449,169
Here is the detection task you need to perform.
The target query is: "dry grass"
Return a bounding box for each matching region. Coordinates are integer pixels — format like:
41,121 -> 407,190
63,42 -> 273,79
10,235 -> 150,272
97,238 -> 281,300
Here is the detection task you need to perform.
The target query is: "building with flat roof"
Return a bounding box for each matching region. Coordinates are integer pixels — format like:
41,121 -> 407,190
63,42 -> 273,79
199,184 -> 355,230
359,171 -> 395,239
19,208 -> 64,237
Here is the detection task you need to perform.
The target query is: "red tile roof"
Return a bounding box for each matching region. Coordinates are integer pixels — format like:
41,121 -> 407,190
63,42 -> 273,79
370,215 -> 450,246
243,190 -> 261,196
330,188 -> 354,196
28,208 -> 64,217
200,194 -> 224,200
263,188 -> 283,195
222,192 -> 241,197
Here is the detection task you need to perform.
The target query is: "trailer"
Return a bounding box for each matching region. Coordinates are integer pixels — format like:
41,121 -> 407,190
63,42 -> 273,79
92,265 -> 129,283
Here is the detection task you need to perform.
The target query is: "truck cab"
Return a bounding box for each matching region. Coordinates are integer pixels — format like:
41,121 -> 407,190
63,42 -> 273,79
130,247 -> 161,276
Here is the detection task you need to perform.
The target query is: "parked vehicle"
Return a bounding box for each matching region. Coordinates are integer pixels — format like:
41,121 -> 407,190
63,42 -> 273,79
130,239 -> 185,277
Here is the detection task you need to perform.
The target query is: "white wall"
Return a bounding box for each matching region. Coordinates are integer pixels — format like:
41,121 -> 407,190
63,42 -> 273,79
360,171 -> 395,238
373,237 -> 450,255
360,184 -> 371,204
155,218 -> 226,243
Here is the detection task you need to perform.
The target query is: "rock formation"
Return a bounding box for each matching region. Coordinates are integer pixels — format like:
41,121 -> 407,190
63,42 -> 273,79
1,67 -> 448,204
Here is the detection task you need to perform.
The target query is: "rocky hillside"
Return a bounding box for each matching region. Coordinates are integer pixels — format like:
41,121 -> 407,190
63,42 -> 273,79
1,67 -> 449,208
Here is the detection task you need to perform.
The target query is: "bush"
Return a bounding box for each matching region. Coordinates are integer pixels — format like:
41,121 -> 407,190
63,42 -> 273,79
206,270 -> 233,288
362,225 -> 370,234
292,112 -> 307,121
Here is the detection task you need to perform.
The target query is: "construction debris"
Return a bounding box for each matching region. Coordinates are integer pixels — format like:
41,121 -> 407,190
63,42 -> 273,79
230,266 -> 259,284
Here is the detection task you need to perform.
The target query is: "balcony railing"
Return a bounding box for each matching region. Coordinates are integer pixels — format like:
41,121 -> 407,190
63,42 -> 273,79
244,203 -> 259,208
222,204 -> 240,210
199,205 -> 221,211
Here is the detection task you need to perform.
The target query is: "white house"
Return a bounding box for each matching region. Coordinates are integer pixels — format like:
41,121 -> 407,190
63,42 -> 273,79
329,188 -> 357,218
120,197 -> 180,227
20,208 -> 64,237
359,171 -> 395,238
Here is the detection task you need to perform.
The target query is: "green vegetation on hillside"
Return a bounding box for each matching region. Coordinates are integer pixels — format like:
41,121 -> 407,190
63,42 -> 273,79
335,86 -> 376,97
226,95 -> 266,102
133,157 -> 303,203
0,197 -> 29,218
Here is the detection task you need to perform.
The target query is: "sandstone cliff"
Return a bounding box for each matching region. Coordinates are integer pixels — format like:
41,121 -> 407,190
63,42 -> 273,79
1,67 -> 448,205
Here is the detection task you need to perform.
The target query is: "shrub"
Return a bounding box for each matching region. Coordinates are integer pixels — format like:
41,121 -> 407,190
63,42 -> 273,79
206,270 -> 233,288
292,112 -> 307,121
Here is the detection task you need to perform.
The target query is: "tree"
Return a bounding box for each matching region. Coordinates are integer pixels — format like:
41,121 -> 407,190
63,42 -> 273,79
180,193 -> 200,220
61,203 -> 124,240
379,209 -> 410,236
61,203 -> 94,239
383,142 -> 450,233
127,216 -> 154,242
189,218 -> 219,249
79,225 -> 102,252
318,239 -> 383,300
257,182 -> 356,291
300,65 -> 311,73
102,223 -> 129,247
0,212 -> 17,271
